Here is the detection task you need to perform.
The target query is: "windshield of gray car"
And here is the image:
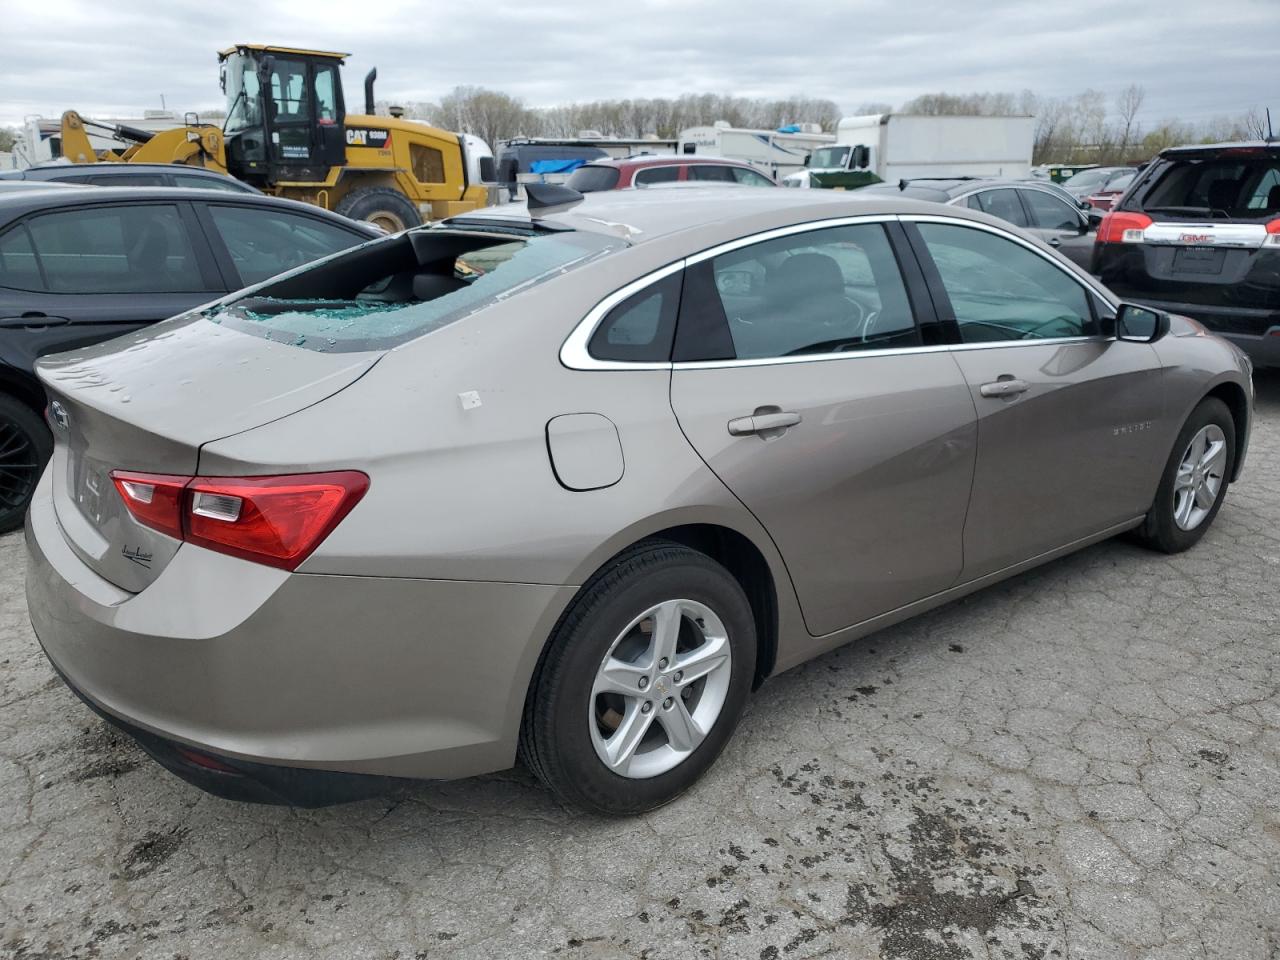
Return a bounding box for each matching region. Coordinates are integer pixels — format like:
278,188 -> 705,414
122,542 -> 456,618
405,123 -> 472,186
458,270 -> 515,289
205,227 -> 624,352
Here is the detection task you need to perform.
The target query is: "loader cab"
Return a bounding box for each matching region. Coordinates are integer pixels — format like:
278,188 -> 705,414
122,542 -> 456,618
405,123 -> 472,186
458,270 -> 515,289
220,45 -> 348,186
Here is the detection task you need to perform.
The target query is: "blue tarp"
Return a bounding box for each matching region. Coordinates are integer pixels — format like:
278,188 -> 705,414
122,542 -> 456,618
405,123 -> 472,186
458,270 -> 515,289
530,158 -> 588,174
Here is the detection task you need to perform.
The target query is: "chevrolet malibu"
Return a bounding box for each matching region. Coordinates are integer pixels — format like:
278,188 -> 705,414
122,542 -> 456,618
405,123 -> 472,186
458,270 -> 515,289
26,186 -> 1253,816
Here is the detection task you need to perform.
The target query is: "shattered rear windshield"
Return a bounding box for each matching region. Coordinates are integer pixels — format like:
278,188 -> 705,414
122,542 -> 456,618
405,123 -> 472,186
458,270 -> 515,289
204,227 -> 624,352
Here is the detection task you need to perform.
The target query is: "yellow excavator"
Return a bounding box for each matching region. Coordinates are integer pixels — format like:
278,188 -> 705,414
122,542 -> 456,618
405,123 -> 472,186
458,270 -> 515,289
58,44 -> 494,230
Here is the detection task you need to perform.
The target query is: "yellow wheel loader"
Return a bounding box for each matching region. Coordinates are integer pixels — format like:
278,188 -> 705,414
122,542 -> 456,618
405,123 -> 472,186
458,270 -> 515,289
58,45 -> 494,229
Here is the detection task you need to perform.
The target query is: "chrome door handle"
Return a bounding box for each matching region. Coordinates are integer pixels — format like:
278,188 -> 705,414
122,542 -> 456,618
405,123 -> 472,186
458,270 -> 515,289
727,411 -> 802,436
1048,237 -> 1062,247
979,378 -> 1030,398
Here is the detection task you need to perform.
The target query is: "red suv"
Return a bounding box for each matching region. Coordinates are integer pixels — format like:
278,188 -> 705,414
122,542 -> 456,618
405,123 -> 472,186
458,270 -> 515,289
566,156 -> 776,192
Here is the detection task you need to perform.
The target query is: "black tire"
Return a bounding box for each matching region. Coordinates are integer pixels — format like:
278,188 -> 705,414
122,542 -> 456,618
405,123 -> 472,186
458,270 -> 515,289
520,540 -> 757,816
0,395 -> 52,535
333,187 -> 422,232
1134,397 -> 1235,554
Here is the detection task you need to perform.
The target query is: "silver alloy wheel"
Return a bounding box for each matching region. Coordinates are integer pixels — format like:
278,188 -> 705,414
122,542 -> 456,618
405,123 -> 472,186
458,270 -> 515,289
1173,423 -> 1227,531
588,599 -> 733,779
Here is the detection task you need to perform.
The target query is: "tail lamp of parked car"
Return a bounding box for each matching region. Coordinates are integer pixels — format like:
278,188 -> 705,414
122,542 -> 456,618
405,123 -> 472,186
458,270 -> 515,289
110,471 -> 369,570
1096,212 -> 1153,244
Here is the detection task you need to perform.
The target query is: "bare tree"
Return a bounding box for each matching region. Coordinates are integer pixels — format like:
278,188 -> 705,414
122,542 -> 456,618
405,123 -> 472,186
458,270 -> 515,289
1114,84 -> 1145,161
1241,106 -> 1270,141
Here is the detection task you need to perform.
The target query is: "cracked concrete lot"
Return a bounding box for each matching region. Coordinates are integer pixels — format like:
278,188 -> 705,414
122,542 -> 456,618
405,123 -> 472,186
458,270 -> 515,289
2,373 -> 1279,960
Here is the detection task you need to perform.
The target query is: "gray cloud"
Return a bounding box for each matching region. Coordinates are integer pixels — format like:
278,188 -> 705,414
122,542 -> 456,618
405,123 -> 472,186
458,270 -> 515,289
3,0 -> 1276,129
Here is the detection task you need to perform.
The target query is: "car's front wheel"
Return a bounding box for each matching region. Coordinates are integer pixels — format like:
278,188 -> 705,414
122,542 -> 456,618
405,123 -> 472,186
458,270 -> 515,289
1135,396 -> 1235,553
520,540 -> 756,815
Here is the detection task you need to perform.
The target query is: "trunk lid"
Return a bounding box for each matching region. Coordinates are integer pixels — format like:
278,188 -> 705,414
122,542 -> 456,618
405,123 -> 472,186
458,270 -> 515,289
37,314 -> 379,592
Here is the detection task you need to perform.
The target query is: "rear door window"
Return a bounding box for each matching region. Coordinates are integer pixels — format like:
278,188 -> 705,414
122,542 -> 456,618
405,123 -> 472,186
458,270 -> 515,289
969,189 -> 1030,227
681,223 -> 919,360
207,205 -> 367,286
633,166 -> 679,187
24,204 -> 207,293
689,165 -> 737,183
731,167 -> 774,187
1022,190 -> 1082,231
0,225 -> 43,291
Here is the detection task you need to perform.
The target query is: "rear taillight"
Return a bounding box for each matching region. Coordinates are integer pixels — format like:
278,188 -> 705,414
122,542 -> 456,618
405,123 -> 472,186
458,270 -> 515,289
109,470 -> 368,571
1096,211 -> 1152,244
1266,219 -> 1280,246
110,472 -> 189,540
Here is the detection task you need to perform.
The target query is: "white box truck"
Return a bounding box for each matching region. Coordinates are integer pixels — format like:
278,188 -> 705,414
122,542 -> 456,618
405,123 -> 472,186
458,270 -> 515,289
677,122 -> 835,180
782,113 -> 1036,188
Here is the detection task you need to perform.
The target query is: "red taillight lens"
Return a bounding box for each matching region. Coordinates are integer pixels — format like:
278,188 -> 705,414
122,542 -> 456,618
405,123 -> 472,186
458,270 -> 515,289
185,472 -> 368,570
1266,218 -> 1280,235
110,471 -> 189,540
110,470 -> 368,570
1096,211 -> 1153,244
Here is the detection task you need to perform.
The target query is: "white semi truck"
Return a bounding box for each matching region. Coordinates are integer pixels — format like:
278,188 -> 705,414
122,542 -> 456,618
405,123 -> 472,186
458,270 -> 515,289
782,113 -> 1036,188
677,122 -> 835,180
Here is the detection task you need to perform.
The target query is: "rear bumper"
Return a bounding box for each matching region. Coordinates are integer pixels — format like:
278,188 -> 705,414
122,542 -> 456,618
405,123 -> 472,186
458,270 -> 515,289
25,469 -> 576,798
54,661 -> 402,806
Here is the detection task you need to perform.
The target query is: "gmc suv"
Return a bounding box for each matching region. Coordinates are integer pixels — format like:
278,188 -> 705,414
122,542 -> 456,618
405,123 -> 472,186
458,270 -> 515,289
1092,141 -> 1280,366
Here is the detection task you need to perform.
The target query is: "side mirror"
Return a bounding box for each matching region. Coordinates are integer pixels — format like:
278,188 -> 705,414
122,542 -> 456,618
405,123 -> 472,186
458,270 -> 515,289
478,156 -> 496,183
851,145 -> 871,169
256,55 -> 274,85
1115,303 -> 1170,343
803,153 -> 811,167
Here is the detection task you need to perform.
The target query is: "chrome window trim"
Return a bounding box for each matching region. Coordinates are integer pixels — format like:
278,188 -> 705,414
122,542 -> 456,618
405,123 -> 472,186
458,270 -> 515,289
559,212 -> 1119,372
684,214 -> 899,266
559,259 -> 686,370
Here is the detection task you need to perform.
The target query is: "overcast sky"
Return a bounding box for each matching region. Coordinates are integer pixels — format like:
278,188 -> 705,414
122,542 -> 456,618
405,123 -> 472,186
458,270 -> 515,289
3,0 -> 1276,129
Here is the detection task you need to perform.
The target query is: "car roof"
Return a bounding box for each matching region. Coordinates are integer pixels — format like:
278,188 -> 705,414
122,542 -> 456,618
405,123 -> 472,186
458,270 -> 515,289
585,155 -> 761,170
0,185 -> 380,233
1158,140 -> 1280,157
0,180 -> 85,193
447,185 -> 1014,247
5,163 -> 237,177
863,177 -> 1022,200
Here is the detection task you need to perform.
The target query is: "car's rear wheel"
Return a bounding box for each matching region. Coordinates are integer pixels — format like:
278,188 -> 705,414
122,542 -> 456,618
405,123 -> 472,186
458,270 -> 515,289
0,396 -> 51,534
1135,397 -> 1235,553
520,540 -> 756,815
